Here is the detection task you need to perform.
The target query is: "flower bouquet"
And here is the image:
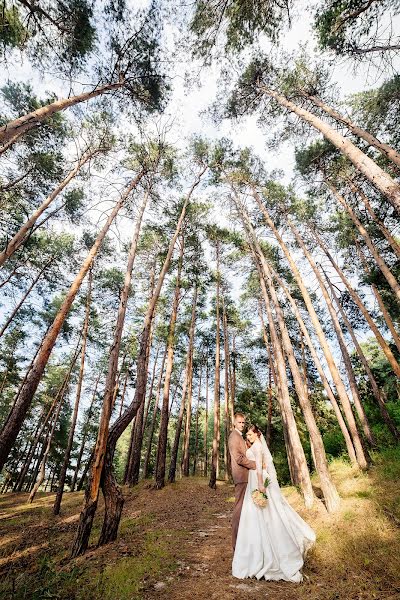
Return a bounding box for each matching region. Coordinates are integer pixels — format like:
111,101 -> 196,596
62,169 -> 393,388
252,476 -> 271,508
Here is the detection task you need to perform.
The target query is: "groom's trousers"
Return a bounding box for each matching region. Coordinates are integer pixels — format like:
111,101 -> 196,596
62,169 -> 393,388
232,482 -> 247,550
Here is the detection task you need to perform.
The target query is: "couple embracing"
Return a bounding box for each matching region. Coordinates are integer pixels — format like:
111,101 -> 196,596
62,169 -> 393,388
228,413 -> 316,582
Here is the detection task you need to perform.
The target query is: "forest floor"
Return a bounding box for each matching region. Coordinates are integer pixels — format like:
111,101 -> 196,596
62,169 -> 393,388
1,450 -> 400,600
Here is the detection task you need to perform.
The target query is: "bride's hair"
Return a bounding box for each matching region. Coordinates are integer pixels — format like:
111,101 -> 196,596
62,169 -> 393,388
248,424 -> 262,438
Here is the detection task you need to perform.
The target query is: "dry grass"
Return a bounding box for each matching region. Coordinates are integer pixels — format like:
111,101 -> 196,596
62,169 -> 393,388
0,450 -> 399,600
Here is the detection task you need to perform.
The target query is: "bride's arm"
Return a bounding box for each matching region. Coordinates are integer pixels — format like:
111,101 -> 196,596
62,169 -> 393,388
253,442 -> 265,492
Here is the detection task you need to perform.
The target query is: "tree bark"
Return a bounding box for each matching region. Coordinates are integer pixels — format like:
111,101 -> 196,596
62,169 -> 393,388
348,180 -> 400,260
70,370 -> 101,492
248,185 -> 369,469
53,267 -> 93,515
204,359 -> 209,476
288,219 -> 375,450
326,179 -> 400,302
209,240 -> 221,490
168,288 -> 198,483
221,295 -> 232,481
183,285 -> 199,477
269,265 -> 358,466
81,170 -> 206,552
143,345 -> 167,479
0,259 -> 53,337
326,275 -> 400,441
309,226 -> 400,378
306,93 -> 400,169
0,174 -> 143,473
0,82 -> 124,147
0,148 -> 98,268
259,85 -> 400,213
155,236 -> 184,489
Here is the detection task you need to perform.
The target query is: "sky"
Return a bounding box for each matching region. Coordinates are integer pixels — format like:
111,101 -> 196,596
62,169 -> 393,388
1,1 -> 399,409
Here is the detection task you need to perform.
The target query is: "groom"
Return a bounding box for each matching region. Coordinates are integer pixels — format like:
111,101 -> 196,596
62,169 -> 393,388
228,413 -> 256,550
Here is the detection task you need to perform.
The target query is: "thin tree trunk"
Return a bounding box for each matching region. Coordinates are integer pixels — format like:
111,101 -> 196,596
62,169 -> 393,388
0,174 -> 143,472
209,241 -> 221,490
348,180 -> 400,260
0,81 -> 124,147
183,286 -> 198,477
0,149 -> 98,267
155,236 -> 184,489
355,242 -> 400,354
251,248 -> 314,506
71,371 -> 101,492
192,380 -> 201,476
169,291 -> 198,483
269,265 -> 358,466
0,259 -> 53,337
204,359 -> 209,477
306,93 -> 400,169
258,302 -> 274,447
221,296 -> 232,481
326,179 -> 400,302
247,184 -> 370,469
142,345 -> 161,435
288,219 -> 375,450
28,357 -> 76,504
326,274 -> 400,441
309,225 -> 400,378
79,171 -> 206,553
143,346 -> 168,478
14,338 -> 82,491
260,85 -> 400,213
247,219 -> 339,510
53,267 -> 93,515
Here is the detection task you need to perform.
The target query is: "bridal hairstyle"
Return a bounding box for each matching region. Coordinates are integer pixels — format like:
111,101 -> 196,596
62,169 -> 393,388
248,424 -> 262,438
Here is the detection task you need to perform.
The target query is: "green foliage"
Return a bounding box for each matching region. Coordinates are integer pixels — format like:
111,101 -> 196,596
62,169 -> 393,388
190,0 -> 291,56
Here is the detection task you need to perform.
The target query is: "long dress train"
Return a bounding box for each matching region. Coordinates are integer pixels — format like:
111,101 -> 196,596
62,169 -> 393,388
232,436 -> 316,582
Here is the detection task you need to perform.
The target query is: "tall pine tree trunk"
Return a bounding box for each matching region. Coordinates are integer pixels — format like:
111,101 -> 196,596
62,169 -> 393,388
53,268 -> 93,515
260,85 -> 400,213
209,241 -> 221,490
183,285 -> 198,477
0,175 -> 143,472
143,346 -> 168,478
155,237 -> 184,489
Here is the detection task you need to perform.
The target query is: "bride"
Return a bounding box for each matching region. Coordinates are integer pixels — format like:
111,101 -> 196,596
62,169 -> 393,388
232,424 -> 316,582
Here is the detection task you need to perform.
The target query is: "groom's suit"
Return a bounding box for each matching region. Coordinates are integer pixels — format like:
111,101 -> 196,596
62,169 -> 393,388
228,429 -> 256,550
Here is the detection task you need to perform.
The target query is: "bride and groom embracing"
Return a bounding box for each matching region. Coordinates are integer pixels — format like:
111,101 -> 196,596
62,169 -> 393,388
228,413 -> 316,582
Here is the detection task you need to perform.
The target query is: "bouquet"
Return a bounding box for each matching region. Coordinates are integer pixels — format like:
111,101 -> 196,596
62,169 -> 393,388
252,476 -> 271,508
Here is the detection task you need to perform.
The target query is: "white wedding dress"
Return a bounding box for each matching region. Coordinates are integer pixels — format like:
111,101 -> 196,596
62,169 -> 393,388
232,435 -> 316,582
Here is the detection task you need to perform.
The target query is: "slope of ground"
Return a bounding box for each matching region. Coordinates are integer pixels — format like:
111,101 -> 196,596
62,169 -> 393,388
1,450 -> 399,600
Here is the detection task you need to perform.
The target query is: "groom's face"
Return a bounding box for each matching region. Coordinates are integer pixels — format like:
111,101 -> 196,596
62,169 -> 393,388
234,415 -> 245,432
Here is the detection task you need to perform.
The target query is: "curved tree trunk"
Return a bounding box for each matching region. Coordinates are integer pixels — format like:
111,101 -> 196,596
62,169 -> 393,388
155,237 -> 184,489
269,265 -> 358,466
326,179 -> 400,302
288,219 -> 375,450
260,85 -> 400,213
209,240 -> 221,490
75,171 -> 206,553
306,93 -> 400,169
0,148 -> 98,268
325,275 -> 400,441
0,175 -> 142,473
309,226 -> 400,378
348,180 -> 400,260
53,268 -> 93,515
0,81 -> 124,147
248,185 -> 369,469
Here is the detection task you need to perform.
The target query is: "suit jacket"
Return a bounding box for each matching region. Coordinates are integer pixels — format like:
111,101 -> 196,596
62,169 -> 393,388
228,429 -> 256,484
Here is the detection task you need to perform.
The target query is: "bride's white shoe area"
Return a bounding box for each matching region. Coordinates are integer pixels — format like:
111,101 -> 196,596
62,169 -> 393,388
232,439 -> 316,582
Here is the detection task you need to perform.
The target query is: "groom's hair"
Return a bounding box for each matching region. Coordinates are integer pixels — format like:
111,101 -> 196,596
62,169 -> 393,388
234,412 -> 245,420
